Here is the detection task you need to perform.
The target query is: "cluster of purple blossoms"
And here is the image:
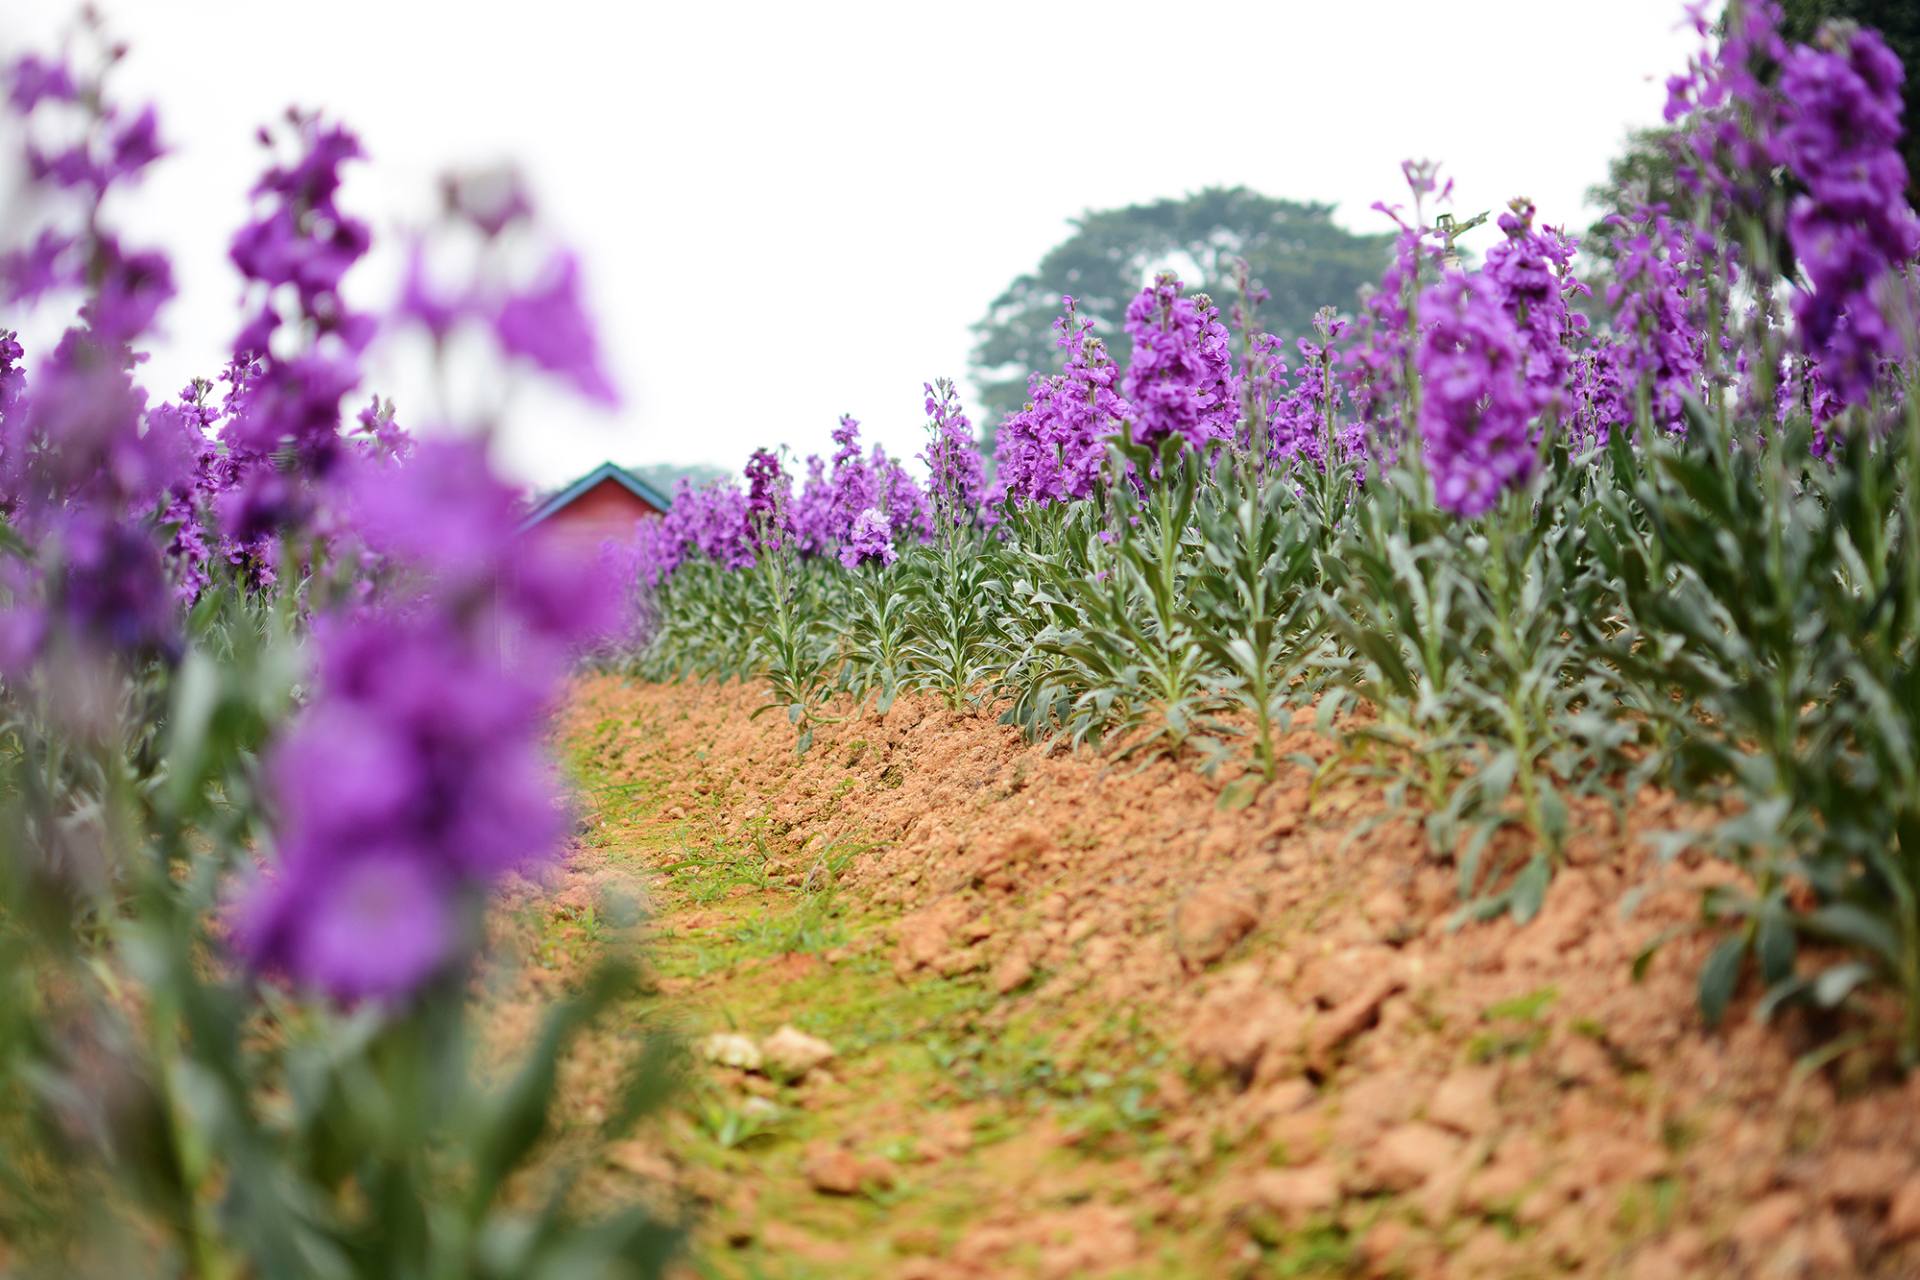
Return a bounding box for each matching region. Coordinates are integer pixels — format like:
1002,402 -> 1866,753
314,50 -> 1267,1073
1666,1 -> 1919,414
787,415 -> 926,558
1416,273 -> 1539,517
994,297 -> 1131,509
1605,206 -> 1709,432
1775,25 -> 1920,406
1345,216 -> 1444,468
743,447 -> 791,547
1120,274 -> 1237,451
1483,201 -> 1588,418
1666,0 -> 1791,225
921,378 -> 983,525
665,478 -> 756,571
839,506 -> 897,569
1251,310 -> 1356,471
623,414 -> 935,592
1568,337 -> 1633,448
216,112 -> 375,565
0,48 -> 198,670
2,28 -> 622,1008
238,439 -> 618,1002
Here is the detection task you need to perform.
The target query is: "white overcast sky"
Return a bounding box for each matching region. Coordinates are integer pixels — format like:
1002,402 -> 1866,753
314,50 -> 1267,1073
2,0 -> 1699,490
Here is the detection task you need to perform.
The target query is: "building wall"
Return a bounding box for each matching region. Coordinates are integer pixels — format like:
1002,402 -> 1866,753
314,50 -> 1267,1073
537,478 -> 664,554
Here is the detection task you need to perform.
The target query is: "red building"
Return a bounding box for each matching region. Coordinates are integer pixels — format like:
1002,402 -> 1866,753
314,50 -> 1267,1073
519,461 -> 671,555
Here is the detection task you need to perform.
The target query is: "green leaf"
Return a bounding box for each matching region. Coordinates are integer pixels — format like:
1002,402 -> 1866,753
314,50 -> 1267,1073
1802,904 -> 1902,965
1697,935 -> 1747,1028
1755,908 -> 1796,985
1508,854 -> 1551,926
1216,776 -> 1262,811
1811,962 -> 1875,1009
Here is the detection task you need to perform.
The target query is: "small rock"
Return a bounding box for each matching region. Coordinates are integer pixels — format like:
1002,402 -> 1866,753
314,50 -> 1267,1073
1732,1191 -> 1802,1255
934,945 -> 988,976
1362,1123 -> 1463,1193
993,950 -> 1035,994
1171,883 -> 1261,969
1247,1165 -> 1340,1220
1887,1175 -> 1920,1239
1363,888 -> 1412,939
1186,982 -> 1302,1082
698,1032 -> 763,1071
1824,1148 -> 1906,1205
1553,1033 -> 1612,1085
1359,1218 -> 1418,1275
605,1140 -> 675,1182
896,899 -> 969,972
1803,1210 -> 1855,1272
801,1144 -> 864,1195
1307,973 -> 1405,1069
761,1025 -> 835,1079
800,1142 -> 894,1196
1427,1066 -> 1500,1136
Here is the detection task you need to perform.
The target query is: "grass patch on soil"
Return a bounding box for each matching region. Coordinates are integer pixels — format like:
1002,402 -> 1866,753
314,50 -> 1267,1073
553,696 -> 1304,1279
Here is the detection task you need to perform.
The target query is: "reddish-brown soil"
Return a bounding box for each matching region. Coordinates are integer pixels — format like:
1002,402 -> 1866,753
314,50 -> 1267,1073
550,674 -> 1920,1278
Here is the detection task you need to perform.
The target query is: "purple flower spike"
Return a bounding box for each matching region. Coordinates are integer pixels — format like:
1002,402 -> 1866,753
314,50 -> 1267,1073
1417,273 -> 1538,518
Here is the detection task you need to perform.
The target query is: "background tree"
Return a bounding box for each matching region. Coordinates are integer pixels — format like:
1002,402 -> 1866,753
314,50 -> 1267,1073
969,187 -> 1392,441
1582,127 -> 1683,263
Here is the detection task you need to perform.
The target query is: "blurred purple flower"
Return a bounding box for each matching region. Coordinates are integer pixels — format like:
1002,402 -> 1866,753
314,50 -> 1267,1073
1777,25 -> 1920,405
6,54 -> 78,112
493,251 -> 619,406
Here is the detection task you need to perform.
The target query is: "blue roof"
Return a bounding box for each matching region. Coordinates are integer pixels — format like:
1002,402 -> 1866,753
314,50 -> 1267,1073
520,461 -> 673,530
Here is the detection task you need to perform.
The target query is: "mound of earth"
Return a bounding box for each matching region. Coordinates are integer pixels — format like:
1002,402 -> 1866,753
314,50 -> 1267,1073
539,675 -> 1920,1278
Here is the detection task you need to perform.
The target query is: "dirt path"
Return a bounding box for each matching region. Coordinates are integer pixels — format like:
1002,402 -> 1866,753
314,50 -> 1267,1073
531,675 -> 1920,1279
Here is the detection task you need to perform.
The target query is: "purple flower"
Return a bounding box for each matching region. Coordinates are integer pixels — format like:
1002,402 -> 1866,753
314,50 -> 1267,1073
282,855 -> 457,1004
1250,309 -> 1352,471
1416,272 -> 1538,517
239,442 -> 587,1003
1776,25 -> 1920,406
1483,201 -> 1587,417
6,55 -> 78,112
49,509 -> 176,658
838,506 -> 897,569
1605,206 -> 1708,432
396,239 -> 471,343
741,446 -> 796,553
0,330 -> 24,424
493,251 -> 619,406
1345,204 -> 1445,468
1120,274 -> 1237,451
1,228 -> 78,306
659,477 -> 754,571
1665,0 -> 1790,222
920,378 -> 983,525
230,119 -> 371,319
994,297 -> 1130,508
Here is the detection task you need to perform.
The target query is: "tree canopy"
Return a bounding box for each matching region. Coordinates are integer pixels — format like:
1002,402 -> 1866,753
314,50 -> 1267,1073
968,187 -> 1392,439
